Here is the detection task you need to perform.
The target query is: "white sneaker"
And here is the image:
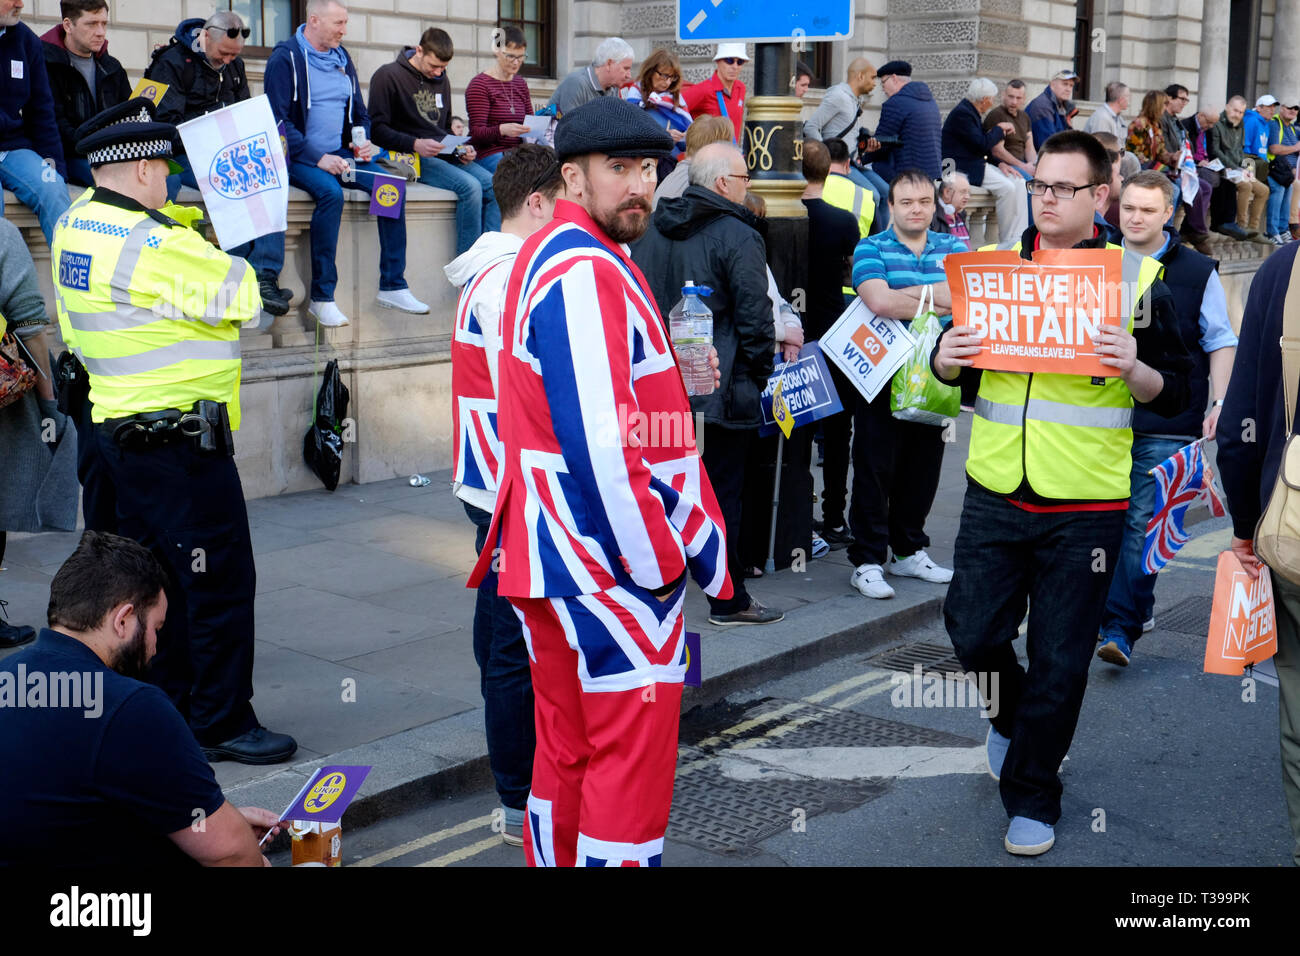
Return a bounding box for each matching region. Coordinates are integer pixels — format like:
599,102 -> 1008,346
850,563 -> 895,599
309,300 -> 349,327
1142,616 -> 1155,633
376,288 -> 429,314
888,549 -> 953,583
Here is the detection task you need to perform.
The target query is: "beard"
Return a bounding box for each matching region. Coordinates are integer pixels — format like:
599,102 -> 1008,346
595,197 -> 652,243
110,616 -> 151,680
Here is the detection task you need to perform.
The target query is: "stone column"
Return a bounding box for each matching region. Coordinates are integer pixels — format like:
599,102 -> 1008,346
1197,0 -> 1230,109
1273,0 -> 1300,102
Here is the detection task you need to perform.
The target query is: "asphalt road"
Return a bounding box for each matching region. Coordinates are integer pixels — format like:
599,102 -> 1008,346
275,515 -> 1294,869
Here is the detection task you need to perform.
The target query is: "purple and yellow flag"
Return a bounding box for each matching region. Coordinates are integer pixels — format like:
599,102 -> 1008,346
369,173 -> 405,219
684,631 -> 702,687
280,765 -> 372,824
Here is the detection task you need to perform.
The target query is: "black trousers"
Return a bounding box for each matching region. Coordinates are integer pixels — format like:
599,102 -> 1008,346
818,363 -> 855,530
845,384 -> 946,567
701,423 -> 753,615
944,484 -> 1125,824
73,392 -> 116,534
94,428 -> 258,746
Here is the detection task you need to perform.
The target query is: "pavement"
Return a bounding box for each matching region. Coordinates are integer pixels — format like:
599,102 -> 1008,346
0,412 -> 1053,838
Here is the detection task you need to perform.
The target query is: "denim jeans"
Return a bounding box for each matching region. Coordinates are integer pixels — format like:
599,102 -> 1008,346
0,148 -> 72,244
1099,435 -> 1189,646
474,151 -> 505,176
944,482 -> 1125,824
464,501 -> 535,812
165,153 -> 200,202
249,154 -> 408,302
1268,179 -> 1294,235
419,156 -> 501,255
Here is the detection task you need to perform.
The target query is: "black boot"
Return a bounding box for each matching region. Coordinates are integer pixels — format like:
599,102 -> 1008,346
0,599 -> 35,649
257,272 -> 291,316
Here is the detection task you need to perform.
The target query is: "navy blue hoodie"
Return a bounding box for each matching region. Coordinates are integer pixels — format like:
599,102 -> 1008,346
263,28 -> 369,167
865,80 -> 942,182
0,21 -> 66,176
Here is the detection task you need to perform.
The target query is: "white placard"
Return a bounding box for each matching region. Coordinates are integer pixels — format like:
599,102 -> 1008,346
820,297 -> 916,402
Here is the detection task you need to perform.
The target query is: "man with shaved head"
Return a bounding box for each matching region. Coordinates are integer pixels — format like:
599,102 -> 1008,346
803,57 -> 888,212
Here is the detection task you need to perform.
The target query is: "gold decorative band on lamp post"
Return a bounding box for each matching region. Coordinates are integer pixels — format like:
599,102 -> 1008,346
744,95 -> 807,218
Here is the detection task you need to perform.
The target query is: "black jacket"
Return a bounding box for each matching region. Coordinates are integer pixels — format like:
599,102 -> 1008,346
40,25 -> 130,160
367,47 -> 453,153
144,19 -> 249,131
630,185 -> 775,428
1219,242 -> 1300,539
941,97 -> 1004,187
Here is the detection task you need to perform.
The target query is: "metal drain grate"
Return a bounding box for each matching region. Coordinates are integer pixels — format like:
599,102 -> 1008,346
870,642 -> 964,675
1159,596 -> 1213,635
766,702 -> 978,750
668,767 -> 888,854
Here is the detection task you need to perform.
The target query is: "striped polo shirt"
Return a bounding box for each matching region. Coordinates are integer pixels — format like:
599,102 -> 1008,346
851,226 -> 969,292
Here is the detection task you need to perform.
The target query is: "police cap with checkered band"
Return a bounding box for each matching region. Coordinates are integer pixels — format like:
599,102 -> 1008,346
74,98 -> 184,173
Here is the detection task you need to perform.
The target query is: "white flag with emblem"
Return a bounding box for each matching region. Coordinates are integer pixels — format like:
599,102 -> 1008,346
176,94 -> 289,250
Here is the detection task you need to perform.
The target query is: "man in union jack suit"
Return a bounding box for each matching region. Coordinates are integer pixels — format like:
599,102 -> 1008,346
469,96 -> 731,867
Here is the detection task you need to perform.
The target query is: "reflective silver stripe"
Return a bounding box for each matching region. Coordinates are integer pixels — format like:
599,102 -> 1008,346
65,303 -> 166,333
1027,397 -> 1132,429
200,256 -> 252,327
109,218 -> 161,307
975,395 -> 1131,429
974,396 -> 1023,426
82,339 -> 240,376
852,186 -> 864,222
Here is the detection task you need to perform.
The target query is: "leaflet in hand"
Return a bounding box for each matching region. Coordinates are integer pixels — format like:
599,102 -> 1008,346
438,135 -> 471,148
1204,158 -> 1225,171
519,115 -> 552,142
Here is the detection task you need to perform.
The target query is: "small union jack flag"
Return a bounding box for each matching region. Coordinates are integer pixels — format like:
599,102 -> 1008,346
1142,440 -> 1222,574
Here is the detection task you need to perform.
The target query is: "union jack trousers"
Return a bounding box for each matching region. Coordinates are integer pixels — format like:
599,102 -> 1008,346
469,199 -> 733,866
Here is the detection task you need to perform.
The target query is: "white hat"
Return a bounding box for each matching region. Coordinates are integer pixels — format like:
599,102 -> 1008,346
1257,93 -> 1280,107
714,43 -> 749,62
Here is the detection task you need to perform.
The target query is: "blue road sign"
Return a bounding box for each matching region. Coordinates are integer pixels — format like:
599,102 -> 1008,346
677,1 -> 854,43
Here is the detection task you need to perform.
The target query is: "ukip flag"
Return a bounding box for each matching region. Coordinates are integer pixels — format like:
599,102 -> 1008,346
1142,440 -> 1219,574
367,172 -> 406,219
177,95 -> 289,250
771,373 -> 794,439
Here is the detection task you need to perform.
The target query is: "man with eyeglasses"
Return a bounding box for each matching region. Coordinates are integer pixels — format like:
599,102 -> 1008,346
683,43 -> 748,144
632,141 -> 782,628
934,130 -> 1191,856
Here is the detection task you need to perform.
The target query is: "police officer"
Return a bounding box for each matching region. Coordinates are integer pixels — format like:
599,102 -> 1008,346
50,99 -> 297,764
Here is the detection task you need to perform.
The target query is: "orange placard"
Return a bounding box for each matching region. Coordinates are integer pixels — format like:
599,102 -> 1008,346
1204,550 -> 1278,675
945,248 -> 1126,376
850,323 -> 887,366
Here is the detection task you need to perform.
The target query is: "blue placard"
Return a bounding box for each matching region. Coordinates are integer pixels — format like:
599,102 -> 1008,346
758,342 -> 843,437
677,1 -> 854,43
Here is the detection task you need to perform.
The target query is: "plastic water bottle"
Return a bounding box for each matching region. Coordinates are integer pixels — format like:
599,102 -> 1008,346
669,281 -> 714,396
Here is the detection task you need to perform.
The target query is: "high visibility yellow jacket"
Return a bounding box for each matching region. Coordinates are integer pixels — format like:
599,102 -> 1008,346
823,172 -> 876,294
966,240 -> 1164,501
50,188 -> 260,428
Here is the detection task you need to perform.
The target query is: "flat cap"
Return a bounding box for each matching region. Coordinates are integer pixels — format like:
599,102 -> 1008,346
877,60 -> 912,78
553,95 -> 675,163
75,97 -> 183,172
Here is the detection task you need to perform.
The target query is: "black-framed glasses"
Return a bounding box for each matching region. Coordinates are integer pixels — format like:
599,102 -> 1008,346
719,57 -> 745,65
215,26 -> 251,39
654,69 -> 679,81
499,50 -> 526,62
1026,179 -> 1101,200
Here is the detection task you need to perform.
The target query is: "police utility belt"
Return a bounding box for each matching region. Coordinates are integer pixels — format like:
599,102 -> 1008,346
101,400 -> 234,456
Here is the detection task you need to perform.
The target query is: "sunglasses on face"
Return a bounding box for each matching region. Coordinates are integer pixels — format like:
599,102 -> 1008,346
217,26 -> 251,39
719,57 -> 745,65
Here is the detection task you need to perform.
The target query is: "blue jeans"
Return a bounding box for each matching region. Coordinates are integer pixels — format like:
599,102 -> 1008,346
849,165 -> 890,229
1268,178 -> 1294,235
0,148 -> 72,244
945,483 -> 1125,824
250,154 -> 407,302
1099,435 -> 1190,646
474,151 -> 505,176
419,156 -> 500,255
464,501 -> 535,812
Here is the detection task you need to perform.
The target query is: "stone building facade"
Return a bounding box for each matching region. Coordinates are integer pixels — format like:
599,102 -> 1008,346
8,0 -> 1293,497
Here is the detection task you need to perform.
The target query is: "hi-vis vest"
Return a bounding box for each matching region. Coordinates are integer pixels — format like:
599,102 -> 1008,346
823,173 -> 876,293
50,191 -> 260,427
967,241 -> 1163,500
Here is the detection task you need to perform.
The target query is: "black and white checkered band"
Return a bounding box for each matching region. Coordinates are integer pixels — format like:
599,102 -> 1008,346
87,138 -> 174,167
